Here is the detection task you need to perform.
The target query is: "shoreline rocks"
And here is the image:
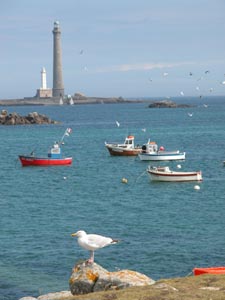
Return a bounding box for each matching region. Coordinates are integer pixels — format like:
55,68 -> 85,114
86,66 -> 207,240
69,262 -> 155,295
18,272 -> 225,300
0,110 -> 59,125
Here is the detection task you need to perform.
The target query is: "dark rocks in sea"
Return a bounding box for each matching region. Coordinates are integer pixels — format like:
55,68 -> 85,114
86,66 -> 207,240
0,110 -> 58,125
148,100 -> 192,108
69,262 -> 155,295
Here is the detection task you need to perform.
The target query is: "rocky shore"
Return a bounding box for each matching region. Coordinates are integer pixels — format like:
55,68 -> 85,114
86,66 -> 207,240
0,110 -> 58,125
19,262 -> 225,300
0,96 -> 144,106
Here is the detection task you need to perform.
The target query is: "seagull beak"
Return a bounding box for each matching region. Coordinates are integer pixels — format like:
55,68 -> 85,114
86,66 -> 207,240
71,232 -> 77,237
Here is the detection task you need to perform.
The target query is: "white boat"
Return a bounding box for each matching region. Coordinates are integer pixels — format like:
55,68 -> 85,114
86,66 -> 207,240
59,97 -> 63,105
105,135 -> 142,156
147,166 -> 202,182
69,98 -> 74,105
138,140 -> 185,161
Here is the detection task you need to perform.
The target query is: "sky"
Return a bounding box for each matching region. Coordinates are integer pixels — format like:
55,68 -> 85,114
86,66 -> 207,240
1,0 -> 225,99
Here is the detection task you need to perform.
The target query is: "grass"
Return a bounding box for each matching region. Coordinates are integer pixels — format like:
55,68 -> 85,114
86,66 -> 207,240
53,274 -> 225,300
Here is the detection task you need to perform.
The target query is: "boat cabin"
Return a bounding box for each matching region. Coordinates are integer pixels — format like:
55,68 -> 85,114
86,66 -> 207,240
141,140 -> 158,153
48,142 -> 62,159
124,136 -> 135,148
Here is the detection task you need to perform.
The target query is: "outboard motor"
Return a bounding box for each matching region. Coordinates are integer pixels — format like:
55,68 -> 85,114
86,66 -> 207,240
142,144 -> 147,153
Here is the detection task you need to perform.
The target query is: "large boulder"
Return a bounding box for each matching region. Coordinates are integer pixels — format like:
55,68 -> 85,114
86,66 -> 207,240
69,262 -> 155,295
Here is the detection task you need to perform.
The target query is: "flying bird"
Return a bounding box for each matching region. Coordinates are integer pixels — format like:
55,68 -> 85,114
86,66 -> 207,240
71,230 -> 119,264
189,72 -> 193,76
141,128 -> 146,132
163,72 -> 168,77
79,49 -> 84,55
205,70 -> 210,74
180,91 -> 184,96
188,112 -> 193,117
116,120 -> 120,127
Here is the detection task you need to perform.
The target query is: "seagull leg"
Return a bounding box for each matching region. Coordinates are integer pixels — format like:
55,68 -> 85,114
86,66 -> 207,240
86,250 -> 94,264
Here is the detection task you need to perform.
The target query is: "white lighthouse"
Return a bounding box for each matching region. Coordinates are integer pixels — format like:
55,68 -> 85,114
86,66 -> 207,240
41,67 -> 47,89
36,67 -> 52,98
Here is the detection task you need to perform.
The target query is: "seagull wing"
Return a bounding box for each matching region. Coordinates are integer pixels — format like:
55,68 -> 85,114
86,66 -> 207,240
87,234 -> 115,249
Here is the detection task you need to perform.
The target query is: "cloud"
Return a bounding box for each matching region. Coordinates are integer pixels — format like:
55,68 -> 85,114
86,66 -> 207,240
94,61 -> 195,73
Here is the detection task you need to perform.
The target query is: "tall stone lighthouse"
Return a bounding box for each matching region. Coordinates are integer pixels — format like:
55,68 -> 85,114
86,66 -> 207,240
52,21 -> 64,98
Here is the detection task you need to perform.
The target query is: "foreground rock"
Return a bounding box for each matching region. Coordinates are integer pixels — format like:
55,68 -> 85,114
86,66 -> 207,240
0,110 -> 58,125
69,262 -> 155,295
19,292 -> 73,300
19,274 -> 225,300
148,100 -> 192,108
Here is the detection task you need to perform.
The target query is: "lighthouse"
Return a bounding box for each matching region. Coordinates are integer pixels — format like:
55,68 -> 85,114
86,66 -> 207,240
41,67 -> 47,89
52,21 -> 64,98
36,67 -> 52,98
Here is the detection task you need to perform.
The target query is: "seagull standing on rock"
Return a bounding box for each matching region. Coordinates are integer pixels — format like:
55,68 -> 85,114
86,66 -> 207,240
71,230 -> 119,264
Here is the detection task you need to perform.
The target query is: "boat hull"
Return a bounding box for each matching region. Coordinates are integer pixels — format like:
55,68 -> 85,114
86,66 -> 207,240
193,267 -> 225,276
19,155 -> 73,167
139,152 -> 185,161
106,145 -> 141,156
147,169 -> 202,182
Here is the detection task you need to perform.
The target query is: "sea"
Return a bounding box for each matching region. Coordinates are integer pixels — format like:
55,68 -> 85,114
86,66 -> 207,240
1,96 -> 225,300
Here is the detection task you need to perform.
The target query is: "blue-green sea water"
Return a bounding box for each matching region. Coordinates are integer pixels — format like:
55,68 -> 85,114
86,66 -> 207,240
1,96 -> 225,299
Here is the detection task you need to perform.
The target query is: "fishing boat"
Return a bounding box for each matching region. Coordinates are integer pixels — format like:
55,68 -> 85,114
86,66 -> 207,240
138,140 -> 185,161
19,128 -> 73,167
193,267 -> 225,276
147,166 -> 202,182
105,135 -> 142,156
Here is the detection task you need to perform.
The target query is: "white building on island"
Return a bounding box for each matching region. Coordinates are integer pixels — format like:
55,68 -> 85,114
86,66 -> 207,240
36,67 -> 52,98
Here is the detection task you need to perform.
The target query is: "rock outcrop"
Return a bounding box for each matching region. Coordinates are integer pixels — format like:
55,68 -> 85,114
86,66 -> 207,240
0,110 -> 58,125
69,262 -> 155,295
148,100 -> 192,108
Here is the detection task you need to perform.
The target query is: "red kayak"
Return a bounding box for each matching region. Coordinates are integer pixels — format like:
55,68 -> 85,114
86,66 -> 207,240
193,267 -> 225,276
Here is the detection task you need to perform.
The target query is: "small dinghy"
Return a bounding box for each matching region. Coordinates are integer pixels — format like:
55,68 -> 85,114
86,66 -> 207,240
147,166 -> 202,182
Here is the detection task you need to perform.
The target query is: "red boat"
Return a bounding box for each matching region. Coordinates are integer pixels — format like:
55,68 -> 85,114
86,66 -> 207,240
19,128 -> 73,167
19,155 -> 72,166
193,267 -> 225,276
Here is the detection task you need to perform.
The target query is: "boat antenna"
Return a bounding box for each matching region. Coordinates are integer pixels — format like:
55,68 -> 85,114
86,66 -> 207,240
59,128 -> 72,145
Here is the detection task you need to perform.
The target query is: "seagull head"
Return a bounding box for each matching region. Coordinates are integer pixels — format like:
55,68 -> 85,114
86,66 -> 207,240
71,230 -> 86,238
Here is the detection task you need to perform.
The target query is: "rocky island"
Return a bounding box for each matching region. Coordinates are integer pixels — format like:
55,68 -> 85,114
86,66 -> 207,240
0,110 -> 58,125
148,100 -> 192,108
0,95 -> 144,106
